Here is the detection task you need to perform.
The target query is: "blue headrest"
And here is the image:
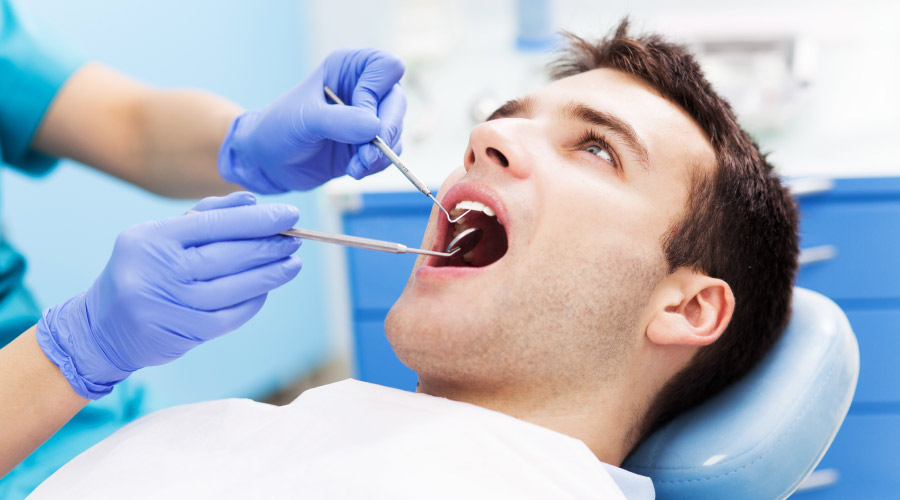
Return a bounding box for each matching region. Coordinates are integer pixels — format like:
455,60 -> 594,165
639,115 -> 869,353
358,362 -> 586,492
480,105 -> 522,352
623,288 -> 859,499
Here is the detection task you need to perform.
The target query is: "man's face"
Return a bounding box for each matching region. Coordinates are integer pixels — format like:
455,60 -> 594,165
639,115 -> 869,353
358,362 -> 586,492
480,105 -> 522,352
386,68 -> 715,392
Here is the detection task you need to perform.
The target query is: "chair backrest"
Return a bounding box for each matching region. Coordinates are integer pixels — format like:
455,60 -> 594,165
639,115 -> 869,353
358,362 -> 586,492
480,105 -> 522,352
622,288 -> 859,499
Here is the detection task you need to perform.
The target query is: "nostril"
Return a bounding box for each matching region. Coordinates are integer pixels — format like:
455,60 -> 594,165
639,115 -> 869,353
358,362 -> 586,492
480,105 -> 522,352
486,147 -> 510,167
465,148 -> 476,167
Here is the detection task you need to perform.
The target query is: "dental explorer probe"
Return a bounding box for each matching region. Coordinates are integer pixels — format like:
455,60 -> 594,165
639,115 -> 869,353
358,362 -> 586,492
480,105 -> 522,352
322,86 -> 471,224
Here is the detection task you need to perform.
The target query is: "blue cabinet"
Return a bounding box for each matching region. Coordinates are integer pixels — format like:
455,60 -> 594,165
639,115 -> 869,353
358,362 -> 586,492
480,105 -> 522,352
791,177 -> 900,497
342,192 -> 430,392
342,178 -> 900,496
796,414 -> 900,498
795,182 -> 900,302
841,310 -> 900,404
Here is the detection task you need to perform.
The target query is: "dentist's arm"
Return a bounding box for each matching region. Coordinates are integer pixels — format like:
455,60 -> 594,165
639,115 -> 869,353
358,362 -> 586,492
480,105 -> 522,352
0,192 -> 301,477
31,63 -> 243,197
29,48 -> 406,198
0,326 -> 88,477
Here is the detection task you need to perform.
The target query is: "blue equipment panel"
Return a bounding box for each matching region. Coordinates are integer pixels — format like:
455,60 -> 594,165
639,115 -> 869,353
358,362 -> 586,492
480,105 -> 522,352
344,212 -> 424,312
843,309 -> 900,404
793,177 -> 900,497
795,177 -> 900,303
793,414 -> 900,498
342,192 -> 432,391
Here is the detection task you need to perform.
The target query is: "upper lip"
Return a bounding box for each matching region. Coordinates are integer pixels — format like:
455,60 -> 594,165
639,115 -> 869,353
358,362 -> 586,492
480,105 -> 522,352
428,181 -> 511,257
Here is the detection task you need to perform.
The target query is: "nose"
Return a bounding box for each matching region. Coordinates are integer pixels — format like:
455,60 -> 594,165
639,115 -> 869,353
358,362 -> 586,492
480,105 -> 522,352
463,120 -> 533,179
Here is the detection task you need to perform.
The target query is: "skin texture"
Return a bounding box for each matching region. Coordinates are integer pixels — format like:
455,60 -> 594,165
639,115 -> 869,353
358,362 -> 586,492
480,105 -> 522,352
386,68 -> 734,465
0,327 -> 88,476
32,63 -> 243,197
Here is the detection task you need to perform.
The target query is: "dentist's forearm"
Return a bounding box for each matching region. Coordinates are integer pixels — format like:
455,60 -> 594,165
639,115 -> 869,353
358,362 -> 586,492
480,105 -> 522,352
0,326 -> 88,478
32,63 -> 244,198
126,83 -> 245,197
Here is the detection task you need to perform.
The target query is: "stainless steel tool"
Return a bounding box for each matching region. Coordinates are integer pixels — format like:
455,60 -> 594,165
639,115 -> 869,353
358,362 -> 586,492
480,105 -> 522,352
281,225 -> 482,258
444,227 -> 482,256
185,211 -> 482,258
322,86 -> 470,224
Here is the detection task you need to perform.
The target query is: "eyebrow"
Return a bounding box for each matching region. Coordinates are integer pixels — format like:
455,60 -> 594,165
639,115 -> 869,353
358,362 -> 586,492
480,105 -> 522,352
486,97 -> 535,121
562,102 -> 651,170
486,97 -> 652,171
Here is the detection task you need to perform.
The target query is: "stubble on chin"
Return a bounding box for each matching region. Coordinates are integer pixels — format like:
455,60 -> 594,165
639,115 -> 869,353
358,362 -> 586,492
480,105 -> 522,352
384,245 -> 665,394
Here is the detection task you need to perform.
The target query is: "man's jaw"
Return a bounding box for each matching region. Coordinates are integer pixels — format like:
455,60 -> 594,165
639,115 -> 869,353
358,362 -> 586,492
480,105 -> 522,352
417,182 -> 511,279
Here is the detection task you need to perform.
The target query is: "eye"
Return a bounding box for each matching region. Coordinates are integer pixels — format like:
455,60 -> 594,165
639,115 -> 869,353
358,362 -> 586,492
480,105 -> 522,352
575,130 -> 619,169
585,144 -> 614,164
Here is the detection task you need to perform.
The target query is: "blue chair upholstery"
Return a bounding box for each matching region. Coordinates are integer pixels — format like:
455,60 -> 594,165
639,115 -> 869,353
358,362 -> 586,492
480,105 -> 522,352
623,288 -> 859,499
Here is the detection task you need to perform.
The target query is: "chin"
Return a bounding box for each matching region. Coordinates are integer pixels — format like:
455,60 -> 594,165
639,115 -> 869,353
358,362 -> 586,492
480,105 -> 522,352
385,294 -> 450,355
383,295 -> 430,369
385,295 -> 485,378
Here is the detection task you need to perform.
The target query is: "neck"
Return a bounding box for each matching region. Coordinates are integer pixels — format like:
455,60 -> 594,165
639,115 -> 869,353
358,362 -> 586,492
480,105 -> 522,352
417,377 -> 639,466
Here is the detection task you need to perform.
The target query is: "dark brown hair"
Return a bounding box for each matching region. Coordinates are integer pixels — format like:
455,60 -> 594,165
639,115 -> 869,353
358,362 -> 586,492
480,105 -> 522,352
550,19 -> 799,448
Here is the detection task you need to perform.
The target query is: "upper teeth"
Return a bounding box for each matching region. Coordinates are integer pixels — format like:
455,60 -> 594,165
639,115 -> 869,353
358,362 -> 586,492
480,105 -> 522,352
451,200 -> 495,217
449,200 -> 499,263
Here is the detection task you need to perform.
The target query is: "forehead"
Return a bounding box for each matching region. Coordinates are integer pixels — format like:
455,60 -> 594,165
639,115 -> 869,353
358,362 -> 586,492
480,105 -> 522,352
531,68 -> 715,172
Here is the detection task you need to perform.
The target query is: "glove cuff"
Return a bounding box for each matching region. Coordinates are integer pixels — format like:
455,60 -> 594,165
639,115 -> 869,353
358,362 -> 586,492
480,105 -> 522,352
35,293 -> 131,400
218,111 -> 289,195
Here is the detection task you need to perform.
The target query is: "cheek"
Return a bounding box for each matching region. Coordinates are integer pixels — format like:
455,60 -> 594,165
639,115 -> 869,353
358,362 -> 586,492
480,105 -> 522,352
541,181 -> 657,245
524,179 -> 669,291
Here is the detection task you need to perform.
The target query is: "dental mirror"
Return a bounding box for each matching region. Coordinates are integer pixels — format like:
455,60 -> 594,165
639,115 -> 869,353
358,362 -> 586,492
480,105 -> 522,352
446,227 -> 483,256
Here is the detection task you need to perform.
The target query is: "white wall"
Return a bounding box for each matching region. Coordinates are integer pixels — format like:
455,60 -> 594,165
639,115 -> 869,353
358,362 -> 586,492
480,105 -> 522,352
309,0 -> 900,191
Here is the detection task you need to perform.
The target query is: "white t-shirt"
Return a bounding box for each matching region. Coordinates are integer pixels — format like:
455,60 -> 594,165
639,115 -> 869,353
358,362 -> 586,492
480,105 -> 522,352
29,379 -> 654,499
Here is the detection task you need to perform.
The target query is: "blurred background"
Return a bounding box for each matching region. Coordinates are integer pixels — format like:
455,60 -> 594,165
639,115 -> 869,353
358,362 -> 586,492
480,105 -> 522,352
4,0 -> 899,497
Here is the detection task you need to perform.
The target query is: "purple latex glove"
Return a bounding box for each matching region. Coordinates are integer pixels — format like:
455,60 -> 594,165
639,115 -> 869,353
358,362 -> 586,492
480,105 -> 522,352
218,48 -> 406,193
36,192 -> 302,399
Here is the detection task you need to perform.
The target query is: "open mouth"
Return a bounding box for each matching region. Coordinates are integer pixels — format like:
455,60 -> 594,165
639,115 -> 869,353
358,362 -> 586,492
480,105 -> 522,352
435,200 -> 509,268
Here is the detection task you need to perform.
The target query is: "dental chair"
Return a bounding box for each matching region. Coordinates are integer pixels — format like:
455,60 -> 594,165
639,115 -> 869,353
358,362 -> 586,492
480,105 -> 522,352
623,288 -> 859,499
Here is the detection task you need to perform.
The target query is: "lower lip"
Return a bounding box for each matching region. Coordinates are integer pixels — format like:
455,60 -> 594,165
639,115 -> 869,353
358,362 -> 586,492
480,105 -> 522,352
415,263 -> 487,281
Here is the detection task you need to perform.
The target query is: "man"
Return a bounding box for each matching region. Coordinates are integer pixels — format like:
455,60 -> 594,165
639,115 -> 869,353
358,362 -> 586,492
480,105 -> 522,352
27,20 -> 798,499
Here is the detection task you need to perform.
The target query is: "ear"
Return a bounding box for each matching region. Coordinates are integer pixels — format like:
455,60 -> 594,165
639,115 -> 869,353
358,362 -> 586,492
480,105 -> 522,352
645,269 -> 735,347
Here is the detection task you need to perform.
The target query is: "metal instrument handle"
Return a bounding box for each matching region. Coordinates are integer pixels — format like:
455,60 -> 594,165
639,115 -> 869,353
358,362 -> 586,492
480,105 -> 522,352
184,210 -> 452,258
322,86 -> 432,197
283,227 -> 451,257
371,136 -> 431,196
283,226 -> 405,253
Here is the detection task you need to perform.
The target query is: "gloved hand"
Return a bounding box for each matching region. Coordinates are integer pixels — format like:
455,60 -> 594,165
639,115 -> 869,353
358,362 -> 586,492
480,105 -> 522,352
36,192 -> 302,399
218,48 -> 406,194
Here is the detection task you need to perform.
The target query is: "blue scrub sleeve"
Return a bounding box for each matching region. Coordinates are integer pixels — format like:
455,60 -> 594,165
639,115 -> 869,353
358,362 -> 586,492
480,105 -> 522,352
0,0 -> 85,175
